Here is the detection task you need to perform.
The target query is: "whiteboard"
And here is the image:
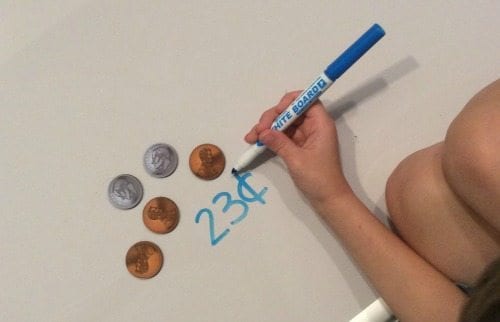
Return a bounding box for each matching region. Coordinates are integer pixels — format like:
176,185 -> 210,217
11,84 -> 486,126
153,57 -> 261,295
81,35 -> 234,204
1,1 -> 499,321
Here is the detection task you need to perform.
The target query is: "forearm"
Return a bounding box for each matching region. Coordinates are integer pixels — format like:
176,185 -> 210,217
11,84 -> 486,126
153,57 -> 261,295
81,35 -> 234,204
316,192 -> 467,322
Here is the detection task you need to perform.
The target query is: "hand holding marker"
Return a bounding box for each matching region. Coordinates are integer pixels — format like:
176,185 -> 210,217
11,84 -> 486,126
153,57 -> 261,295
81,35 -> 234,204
232,24 -> 385,174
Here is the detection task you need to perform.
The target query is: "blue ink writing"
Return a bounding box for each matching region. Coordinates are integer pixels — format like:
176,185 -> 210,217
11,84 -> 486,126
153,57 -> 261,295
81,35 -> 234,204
195,208 -> 230,246
195,172 -> 268,246
235,172 -> 268,204
212,192 -> 248,225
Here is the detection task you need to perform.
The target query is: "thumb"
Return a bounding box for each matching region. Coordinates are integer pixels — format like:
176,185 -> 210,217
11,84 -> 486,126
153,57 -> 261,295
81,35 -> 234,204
259,129 -> 298,163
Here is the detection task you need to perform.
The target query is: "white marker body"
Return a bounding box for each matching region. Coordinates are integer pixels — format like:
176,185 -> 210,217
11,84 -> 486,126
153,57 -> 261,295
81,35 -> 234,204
233,72 -> 334,172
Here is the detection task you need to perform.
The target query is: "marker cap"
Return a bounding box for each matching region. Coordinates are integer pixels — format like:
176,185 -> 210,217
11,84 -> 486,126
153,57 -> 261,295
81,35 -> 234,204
324,23 -> 385,81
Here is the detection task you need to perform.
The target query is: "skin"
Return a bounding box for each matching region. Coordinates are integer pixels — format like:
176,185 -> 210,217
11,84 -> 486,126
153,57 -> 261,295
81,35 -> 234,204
244,79 -> 500,322
387,79 -> 500,286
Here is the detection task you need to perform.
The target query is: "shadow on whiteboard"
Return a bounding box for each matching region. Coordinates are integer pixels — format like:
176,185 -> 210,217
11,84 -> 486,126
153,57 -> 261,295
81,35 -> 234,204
258,56 -> 419,310
328,56 -> 419,225
329,56 -> 419,119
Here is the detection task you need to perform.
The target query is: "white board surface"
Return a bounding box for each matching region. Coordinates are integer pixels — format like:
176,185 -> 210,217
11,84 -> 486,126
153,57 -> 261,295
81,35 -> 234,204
1,1 -> 499,321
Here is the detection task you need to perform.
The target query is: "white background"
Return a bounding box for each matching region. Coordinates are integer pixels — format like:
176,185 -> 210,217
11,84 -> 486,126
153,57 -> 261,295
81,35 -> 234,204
1,1 -> 499,321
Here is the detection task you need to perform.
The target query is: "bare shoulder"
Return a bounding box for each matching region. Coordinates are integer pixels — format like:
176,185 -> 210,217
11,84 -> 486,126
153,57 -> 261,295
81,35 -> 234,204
442,78 -> 500,232
385,79 -> 500,285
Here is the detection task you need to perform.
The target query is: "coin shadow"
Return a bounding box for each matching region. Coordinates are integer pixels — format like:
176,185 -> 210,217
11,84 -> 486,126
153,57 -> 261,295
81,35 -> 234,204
260,56 -> 419,308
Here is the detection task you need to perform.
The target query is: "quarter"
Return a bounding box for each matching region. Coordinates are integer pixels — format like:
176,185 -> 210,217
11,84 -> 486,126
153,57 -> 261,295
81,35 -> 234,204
125,241 -> 163,279
108,174 -> 144,210
143,143 -> 178,178
142,197 -> 180,234
189,144 -> 225,180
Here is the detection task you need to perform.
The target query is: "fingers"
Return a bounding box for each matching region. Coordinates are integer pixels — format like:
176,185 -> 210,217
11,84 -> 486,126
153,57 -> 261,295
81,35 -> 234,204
260,90 -> 303,125
258,129 -> 299,166
245,91 -> 303,143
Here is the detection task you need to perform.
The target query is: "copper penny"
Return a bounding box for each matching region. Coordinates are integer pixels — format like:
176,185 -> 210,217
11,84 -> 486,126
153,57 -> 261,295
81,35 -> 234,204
189,143 -> 225,180
142,197 -> 180,234
125,241 -> 163,279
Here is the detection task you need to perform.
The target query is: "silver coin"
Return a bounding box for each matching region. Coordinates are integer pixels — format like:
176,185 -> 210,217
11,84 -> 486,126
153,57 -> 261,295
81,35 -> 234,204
143,143 -> 178,178
108,174 -> 144,210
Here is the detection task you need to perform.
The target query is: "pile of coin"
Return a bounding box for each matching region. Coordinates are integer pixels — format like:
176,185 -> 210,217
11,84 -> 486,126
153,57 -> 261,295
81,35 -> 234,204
108,142 -> 225,279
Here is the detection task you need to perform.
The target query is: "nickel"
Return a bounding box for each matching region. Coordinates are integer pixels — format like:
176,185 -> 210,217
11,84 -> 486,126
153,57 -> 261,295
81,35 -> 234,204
125,241 -> 163,279
189,143 -> 225,180
142,197 -> 180,234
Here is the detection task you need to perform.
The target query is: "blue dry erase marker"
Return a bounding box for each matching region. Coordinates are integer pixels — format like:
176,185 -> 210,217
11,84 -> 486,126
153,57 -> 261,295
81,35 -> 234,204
232,23 -> 385,174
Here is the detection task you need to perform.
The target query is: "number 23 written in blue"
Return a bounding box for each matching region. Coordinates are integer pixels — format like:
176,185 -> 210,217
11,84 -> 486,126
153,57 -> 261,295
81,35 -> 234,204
195,172 -> 268,246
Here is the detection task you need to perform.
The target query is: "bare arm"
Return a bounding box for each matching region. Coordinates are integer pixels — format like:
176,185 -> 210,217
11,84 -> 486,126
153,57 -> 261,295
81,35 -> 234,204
318,191 -> 466,322
246,91 -> 467,321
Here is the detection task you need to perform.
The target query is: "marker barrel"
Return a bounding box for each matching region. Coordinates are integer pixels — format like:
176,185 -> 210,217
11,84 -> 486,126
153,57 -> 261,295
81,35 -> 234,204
232,24 -> 385,173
